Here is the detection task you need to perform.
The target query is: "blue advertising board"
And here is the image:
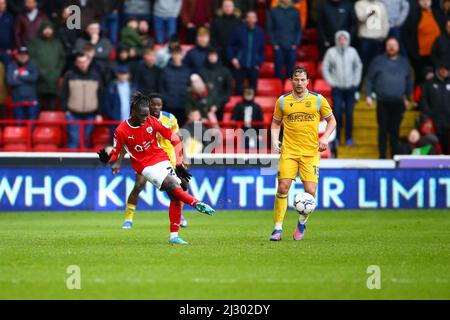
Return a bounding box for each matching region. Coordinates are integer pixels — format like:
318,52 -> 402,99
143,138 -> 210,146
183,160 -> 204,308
0,167 -> 449,211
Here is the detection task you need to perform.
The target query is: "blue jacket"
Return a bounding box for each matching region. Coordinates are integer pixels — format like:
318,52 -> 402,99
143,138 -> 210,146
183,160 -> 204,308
267,6 -> 302,49
103,81 -> 138,121
227,23 -> 265,68
159,61 -> 191,109
6,61 -> 39,105
184,45 -> 210,74
0,11 -> 14,51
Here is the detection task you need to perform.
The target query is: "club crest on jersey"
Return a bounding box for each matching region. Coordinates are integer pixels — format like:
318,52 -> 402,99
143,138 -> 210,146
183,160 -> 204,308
305,101 -> 312,108
146,127 -> 153,134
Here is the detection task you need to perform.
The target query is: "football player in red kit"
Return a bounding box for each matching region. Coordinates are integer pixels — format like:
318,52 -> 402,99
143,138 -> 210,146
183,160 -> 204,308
98,92 -> 215,245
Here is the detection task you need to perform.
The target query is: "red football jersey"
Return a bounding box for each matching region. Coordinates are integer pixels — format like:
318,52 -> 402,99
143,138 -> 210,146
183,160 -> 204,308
109,116 -> 174,174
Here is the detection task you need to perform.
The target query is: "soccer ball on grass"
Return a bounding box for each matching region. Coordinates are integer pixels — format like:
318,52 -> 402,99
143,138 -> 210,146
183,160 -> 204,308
294,192 -> 316,214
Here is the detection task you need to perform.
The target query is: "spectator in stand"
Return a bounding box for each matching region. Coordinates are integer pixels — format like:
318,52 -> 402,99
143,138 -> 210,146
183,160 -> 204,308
404,127 -> 441,154
123,0 -> 151,24
317,0 -> 357,58
0,0 -> 14,66
138,20 -> 154,50
57,5 -> 82,72
186,73 -> 220,125
212,0 -> 258,17
101,0 -> 123,46
199,47 -> 233,120
231,86 -> 264,149
269,0 -> 308,30
120,17 -> 143,58
7,0 -> 48,15
14,0 -> 48,48
159,45 -> 191,125
267,0 -> 302,83
28,21 -> 65,111
365,37 -> 413,159
153,0 -> 183,44
0,61 -> 7,119
181,0 -> 214,44
155,34 -> 180,68
133,47 -> 161,95
431,18 -> 450,69
75,21 -> 112,76
354,0 -> 390,88
380,0 -> 410,54
444,0 -> 450,19
6,46 -> 39,123
210,0 -> 242,66
103,65 -> 138,122
403,0 -> 446,85
322,30 -> 362,146
420,63 -> 450,154
61,53 -> 103,149
227,10 -> 265,95
184,26 -> 212,74
108,43 -> 136,84
182,108 -> 205,156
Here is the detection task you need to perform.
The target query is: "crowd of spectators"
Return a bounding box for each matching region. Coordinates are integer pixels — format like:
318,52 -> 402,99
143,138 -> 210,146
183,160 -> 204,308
0,0 -> 448,155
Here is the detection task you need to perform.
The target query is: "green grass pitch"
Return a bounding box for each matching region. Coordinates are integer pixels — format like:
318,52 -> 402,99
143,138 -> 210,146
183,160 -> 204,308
0,209 -> 449,300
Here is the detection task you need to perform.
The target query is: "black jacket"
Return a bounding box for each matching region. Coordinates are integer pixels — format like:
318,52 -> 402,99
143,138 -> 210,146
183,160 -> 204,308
317,0 -> 357,48
133,62 -> 161,96
431,33 -> 450,68
420,74 -> 450,130
211,13 -> 241,58
159,61 -> 191,109
267,5 -> 302,49
199,60 -> 233,107
232,99 -> 264,130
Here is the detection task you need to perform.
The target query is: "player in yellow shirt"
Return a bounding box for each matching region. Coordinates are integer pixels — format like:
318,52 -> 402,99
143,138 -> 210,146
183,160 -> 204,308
270,66 -> 336,241
112,93 -> 190,229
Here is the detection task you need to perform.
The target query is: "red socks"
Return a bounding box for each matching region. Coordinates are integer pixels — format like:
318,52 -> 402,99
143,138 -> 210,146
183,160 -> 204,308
169,201 -> 182,232
172,187 -> 199,207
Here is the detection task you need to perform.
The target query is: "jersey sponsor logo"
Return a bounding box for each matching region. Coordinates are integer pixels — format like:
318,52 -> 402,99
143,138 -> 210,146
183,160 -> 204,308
286,112 -> 316,122
128,135 -> 135,140
146,127 -> 153,134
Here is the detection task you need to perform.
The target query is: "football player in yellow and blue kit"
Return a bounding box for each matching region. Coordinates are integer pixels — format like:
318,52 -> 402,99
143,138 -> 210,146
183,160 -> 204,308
270,66 -> 336,241
112,93 -> 190,229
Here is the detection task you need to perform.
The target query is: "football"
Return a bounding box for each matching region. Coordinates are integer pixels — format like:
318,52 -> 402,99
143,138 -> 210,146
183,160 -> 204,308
294,192 -> 316,214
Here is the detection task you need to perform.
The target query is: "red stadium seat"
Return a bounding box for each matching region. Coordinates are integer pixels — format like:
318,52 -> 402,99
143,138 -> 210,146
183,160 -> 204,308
303,28 -> 318,44
0,127 -> 3,146
3,144 -> 28,152
222,111 -> 232,123
297,45 -> 319,61
181,44 -> 194,54
313,79 -> 332,96
92,126 -> 111,145
257,79 -> 282,96
3,126 -> 28,144
33,144 -> 59,152
254,96 -> 277,112
263,111 -> 273,124
414,86 -> 422,103
33,126 -> 62,146
224,96 -> 243,113
38,111 -> 66,124
316,61 -> 324,79
265,45 -> 274,62
260,62 -> 275,78
296,61 -> 316,80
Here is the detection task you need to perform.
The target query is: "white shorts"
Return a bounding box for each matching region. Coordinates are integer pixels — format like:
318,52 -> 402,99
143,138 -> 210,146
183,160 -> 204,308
141,160 -> 181,190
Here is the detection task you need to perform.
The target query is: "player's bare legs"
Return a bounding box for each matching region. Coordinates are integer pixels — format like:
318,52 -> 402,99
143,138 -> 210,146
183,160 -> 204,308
270,178 -> 293,241
293,181 -> 318,240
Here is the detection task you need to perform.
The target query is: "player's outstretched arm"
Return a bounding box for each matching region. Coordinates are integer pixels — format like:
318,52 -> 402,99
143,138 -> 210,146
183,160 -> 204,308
111,148 -> 126,175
